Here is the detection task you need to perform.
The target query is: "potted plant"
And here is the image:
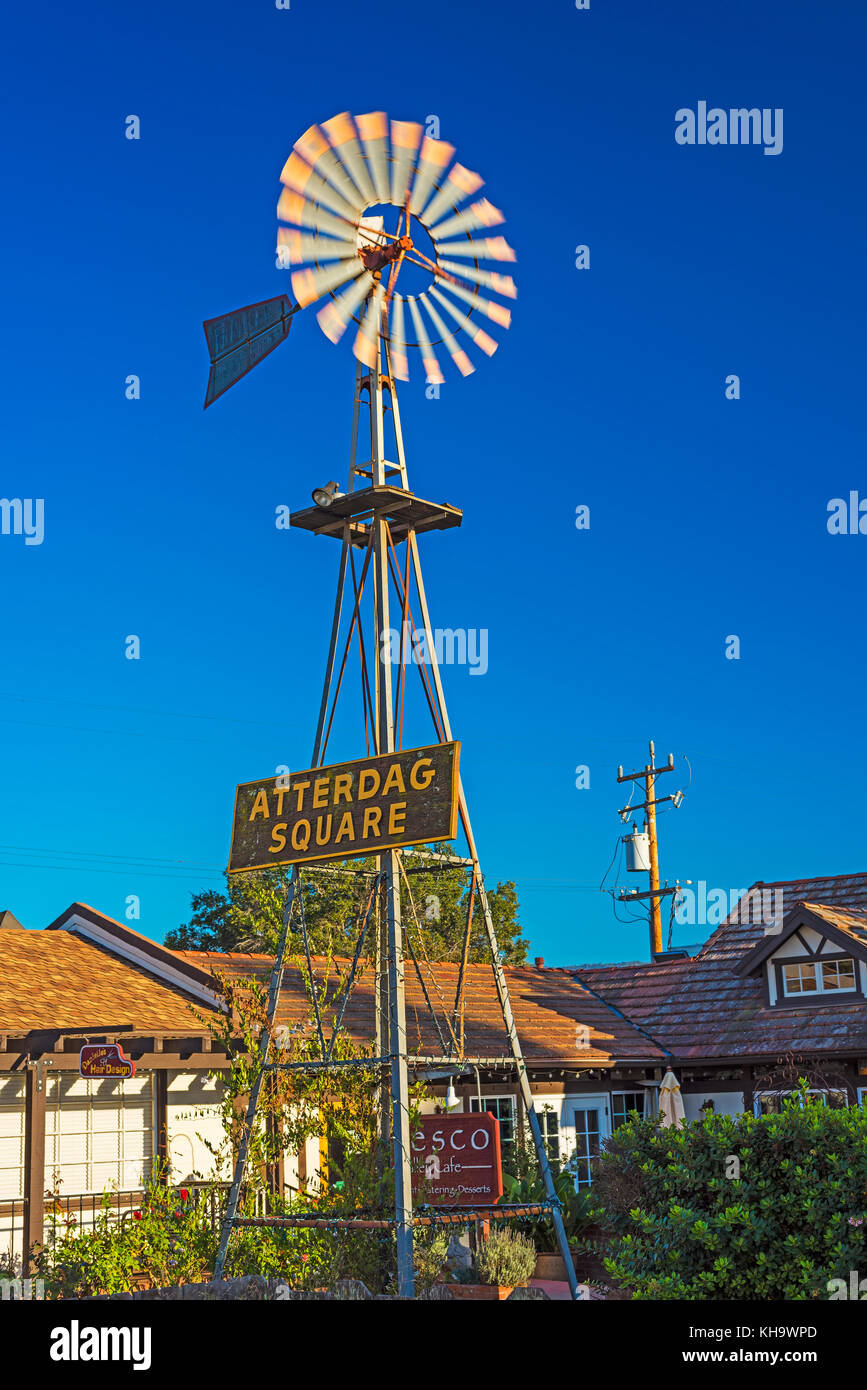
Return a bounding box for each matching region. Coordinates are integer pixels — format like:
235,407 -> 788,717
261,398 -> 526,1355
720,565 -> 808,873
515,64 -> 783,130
448,1226 -> 536,1300
501,1168 -> 604,1283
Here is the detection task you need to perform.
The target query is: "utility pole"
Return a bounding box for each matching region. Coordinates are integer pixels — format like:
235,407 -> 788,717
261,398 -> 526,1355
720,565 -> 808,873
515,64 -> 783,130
616,740 -> 682,958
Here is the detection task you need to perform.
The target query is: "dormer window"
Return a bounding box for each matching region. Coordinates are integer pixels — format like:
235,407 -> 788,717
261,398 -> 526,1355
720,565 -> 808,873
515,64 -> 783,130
782,957 -> 856,997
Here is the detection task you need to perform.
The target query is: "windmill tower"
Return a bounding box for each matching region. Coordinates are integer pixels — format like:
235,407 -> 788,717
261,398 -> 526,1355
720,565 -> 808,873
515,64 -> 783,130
205,112 -> 578,1300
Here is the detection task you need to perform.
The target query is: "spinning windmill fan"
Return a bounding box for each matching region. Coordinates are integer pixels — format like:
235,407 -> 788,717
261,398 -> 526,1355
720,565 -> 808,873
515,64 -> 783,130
203,111 -> 517,407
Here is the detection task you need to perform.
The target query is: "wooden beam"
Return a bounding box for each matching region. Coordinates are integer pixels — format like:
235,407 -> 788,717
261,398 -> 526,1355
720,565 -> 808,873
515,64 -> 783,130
23,1062 -> 47,1273
155,1070 -> 169,1184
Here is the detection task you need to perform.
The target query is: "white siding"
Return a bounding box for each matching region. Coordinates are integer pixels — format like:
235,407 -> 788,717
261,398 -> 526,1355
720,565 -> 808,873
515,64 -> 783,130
682,1090 -> 745,1122
167,1072 -> 229,1182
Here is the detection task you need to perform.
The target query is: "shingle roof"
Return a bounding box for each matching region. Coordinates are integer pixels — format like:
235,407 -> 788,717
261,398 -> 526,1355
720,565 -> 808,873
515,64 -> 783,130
578,873 -> 867,1062
800,902 -> 867,948
178,951 -> 665,1064
0,931 -> 215,1033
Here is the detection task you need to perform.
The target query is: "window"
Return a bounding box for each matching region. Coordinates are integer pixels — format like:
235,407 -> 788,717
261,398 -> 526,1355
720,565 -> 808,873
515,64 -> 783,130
821,958 -> 857,991
755,1088 -> 849,1116
611,1091 -> 645,1128
571,1105 -> 603,1189
781,962 -> 817,995
46,1074 -> 154,1196
781,957 -> 857,998
0,1077 -> 25,1201
469,1096 -> 516,1158
536,1106 -> 561,1167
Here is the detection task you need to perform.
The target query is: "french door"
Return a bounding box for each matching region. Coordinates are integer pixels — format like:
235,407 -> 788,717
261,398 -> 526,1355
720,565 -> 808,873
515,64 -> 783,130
570,1096 -> 609,1189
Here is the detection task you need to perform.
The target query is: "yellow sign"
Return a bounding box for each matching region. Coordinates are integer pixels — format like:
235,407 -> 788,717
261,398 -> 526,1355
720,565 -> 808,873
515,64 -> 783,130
228,742 -> 460,872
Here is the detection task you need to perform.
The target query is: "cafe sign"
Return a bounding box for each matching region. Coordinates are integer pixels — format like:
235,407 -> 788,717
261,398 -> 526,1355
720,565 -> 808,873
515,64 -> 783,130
79,1044 -> 136,1079
410,1113 -> 503,1206
228,741 -> 460,872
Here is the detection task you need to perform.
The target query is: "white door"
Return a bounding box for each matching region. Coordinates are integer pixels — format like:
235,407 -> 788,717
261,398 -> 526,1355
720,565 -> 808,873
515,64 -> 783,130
569,1095 -> 610,1189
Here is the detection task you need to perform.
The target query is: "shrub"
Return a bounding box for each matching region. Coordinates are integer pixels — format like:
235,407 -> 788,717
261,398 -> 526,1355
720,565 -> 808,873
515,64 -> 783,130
413,1231 -> 450,1293
595,1085 -> 867,1300
476,1226 -> 536,1287
35,1176 -> 319,1298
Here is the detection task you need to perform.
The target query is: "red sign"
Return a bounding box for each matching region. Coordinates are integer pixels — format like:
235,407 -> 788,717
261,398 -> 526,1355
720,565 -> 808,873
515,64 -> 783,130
79,1044 -> 136,1079
410,1113 -> 502,1206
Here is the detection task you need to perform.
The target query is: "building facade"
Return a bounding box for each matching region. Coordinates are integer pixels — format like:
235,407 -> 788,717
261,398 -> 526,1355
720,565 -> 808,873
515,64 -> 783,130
3,871 -> 866,1268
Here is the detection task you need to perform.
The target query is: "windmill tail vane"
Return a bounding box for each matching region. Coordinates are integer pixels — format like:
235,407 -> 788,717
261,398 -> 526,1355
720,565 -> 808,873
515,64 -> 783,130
202,111 -> 517,408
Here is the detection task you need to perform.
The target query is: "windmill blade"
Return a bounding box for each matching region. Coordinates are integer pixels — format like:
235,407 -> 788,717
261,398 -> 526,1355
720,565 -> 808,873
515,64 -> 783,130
390,120 -> 423,208
353,281 -> 387,369
387,294 -> 410,381
293,122 -> 365,211
277,229 -> 359,265
322,111 -> 377,206
437,258 -> 518,299
279,152 -> 363,224
356,111 -> 391,203
407,296 -> 445,385
317,271 -> 376,343
434,235 -> 517,263
432,277 -> 511,329
202,295 -> 295,409
277,189 -> 361,240
429,198 -> 505,241
418,293 -> 474,377
292,258 -> 365,308
429,284 -> 499,357
409,136 -> 455,217
419,163 -> 484,229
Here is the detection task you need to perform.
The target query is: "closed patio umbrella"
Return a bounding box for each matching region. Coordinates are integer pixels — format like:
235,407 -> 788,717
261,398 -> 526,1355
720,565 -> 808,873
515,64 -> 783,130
658,1070 -> 686,1129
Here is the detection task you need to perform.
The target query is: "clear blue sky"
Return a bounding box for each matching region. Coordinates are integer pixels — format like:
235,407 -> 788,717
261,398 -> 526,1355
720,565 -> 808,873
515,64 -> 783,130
1,0 -> 865,965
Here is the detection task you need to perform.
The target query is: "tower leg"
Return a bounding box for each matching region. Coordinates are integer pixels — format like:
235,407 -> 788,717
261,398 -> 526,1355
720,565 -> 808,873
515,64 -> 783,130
370,346 -> 415,1298
407,531 -> 582,1302
384,847 -> 414,1295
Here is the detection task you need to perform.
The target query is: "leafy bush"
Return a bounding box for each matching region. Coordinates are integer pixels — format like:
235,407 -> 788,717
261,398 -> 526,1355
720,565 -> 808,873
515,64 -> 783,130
34,1176 -> 321,1298
413,1231 -> 450,1293
501,1165 -> 600,1252
595,1086 -> 867,1300
476,1226 -> 536,1287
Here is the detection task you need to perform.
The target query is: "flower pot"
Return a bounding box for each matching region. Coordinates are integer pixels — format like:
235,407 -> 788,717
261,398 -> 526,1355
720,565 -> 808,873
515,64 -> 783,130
449,1283 -> 516,1300
533,1253 -> 576,1282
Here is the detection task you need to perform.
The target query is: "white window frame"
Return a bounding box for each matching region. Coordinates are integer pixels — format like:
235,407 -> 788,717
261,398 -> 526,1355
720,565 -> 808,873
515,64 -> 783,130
781,956 -> 857,998
610,1089 -> 647,1128
468,1095 -> 517,1154
46,1074 -> 156,1197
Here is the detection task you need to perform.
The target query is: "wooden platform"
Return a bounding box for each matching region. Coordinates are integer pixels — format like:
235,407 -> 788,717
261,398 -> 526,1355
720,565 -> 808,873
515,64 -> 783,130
290,485 -> 463,546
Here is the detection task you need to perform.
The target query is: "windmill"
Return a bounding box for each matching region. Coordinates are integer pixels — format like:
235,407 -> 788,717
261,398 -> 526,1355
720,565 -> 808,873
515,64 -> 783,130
202,112 -> 516,407
207,113 -> 579,1300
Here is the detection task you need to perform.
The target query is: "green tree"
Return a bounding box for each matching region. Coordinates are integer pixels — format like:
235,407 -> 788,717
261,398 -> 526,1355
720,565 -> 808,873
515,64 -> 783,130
165,842 -> 528,964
